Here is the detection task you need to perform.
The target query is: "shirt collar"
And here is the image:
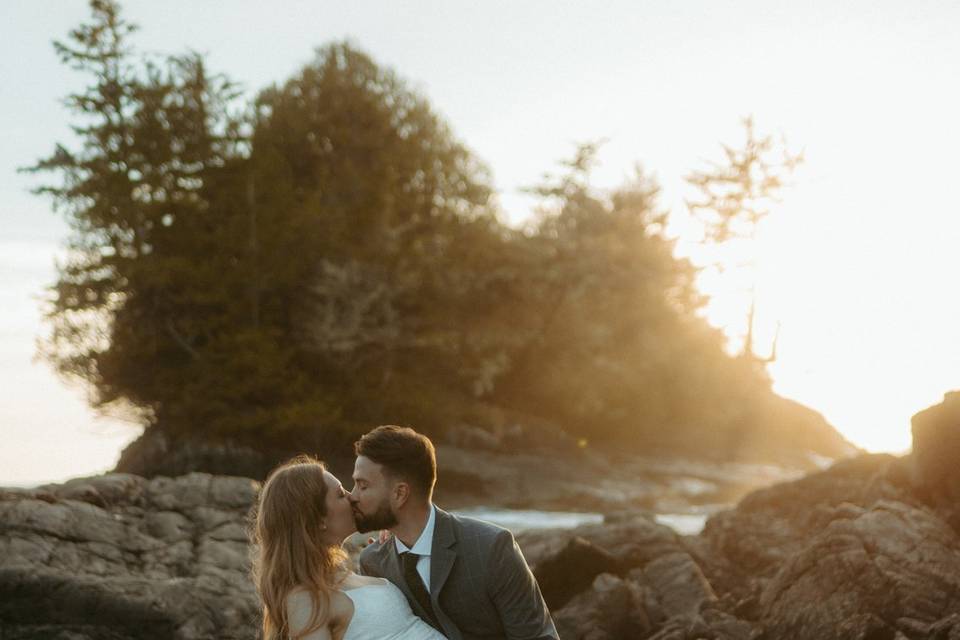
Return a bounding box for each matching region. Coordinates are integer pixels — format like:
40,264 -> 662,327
394,504 -> 437,557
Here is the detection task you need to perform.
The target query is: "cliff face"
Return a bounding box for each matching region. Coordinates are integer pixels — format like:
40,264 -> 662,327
2,392 -> 956,640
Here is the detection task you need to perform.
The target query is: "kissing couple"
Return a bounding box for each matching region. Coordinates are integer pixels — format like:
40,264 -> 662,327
251,425 -> 559,640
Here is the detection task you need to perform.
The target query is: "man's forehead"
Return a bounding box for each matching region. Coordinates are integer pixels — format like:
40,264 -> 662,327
353,455 -> 383,480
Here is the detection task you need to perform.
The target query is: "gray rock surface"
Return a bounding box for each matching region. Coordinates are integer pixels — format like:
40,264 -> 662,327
553,573 -> 653,640
529,536 -> 623,610
0,473 -> 260,640
755,499 -> 960,639
633,551 -> 717,620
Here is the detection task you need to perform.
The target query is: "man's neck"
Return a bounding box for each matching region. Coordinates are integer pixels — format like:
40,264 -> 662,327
393,501 -> 432,549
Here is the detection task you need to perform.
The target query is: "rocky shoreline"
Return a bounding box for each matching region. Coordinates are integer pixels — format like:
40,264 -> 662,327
112,416 -> 859,516
522,453 -> 960,639
2,391 -> 958,639
432,443 -> 822,516
0,473 -> 260,639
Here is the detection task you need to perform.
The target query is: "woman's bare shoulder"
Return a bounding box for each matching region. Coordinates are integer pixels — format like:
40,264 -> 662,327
284,588 -> 342,640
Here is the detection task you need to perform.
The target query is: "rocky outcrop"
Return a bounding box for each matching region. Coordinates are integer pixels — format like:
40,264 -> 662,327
518,512 -> 741,639
755,499 -> 960,639
526,391 -> 960,640
553,573 -> 655,639
4,392 -> 960,639
0,473 -> 260,640
694,453 -> 916,601
909,390 -> 960,532
114,428 -> 282,480
517,512 -> 688,610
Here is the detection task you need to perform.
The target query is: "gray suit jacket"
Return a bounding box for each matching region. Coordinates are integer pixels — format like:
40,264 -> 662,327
358,507 -> 558,640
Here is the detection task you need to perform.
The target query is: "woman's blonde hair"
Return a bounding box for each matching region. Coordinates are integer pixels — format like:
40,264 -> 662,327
250,455 -> 348,640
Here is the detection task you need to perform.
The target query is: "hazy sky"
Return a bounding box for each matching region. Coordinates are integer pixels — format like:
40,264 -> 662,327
3,1 -> 959,485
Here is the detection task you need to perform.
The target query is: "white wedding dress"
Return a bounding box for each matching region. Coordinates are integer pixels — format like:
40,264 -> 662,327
342,578 -> 447,640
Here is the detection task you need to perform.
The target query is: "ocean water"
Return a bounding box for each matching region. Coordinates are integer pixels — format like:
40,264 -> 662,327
454,507 -> 708,536
455,508 -> 605,532
653,513 -> 709,535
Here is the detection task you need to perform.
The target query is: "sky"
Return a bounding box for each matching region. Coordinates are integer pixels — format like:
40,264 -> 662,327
2,0 -> 958,485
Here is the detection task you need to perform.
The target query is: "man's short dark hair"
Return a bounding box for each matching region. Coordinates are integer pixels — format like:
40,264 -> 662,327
355,425 -> 437,499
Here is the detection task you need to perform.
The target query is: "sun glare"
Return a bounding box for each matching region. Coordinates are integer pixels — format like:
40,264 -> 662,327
681,156 -> 958,455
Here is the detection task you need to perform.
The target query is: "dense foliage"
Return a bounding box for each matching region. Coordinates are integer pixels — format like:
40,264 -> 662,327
29,1 -> 848,463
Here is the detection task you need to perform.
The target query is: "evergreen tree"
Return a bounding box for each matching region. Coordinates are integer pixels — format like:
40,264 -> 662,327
30,5 -> 502,448
27,0 -> 247,432
491,144 -> 741,447
243,42 -> 500,437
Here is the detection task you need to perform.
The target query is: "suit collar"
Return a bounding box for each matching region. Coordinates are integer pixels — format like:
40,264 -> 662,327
431,506 -> 457,550
429,507 -> 457,596
394,503 -> 437,557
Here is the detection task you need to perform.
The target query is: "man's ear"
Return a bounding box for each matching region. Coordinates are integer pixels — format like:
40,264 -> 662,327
391,481 -> 411,509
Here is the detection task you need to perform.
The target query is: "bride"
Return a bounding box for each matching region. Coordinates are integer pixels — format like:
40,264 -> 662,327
251,455 -> 446,640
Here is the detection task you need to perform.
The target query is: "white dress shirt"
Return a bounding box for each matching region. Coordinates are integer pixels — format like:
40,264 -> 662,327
394,504 -> 437,591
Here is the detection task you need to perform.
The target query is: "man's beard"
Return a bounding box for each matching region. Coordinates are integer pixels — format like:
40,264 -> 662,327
353,498 -> 398,533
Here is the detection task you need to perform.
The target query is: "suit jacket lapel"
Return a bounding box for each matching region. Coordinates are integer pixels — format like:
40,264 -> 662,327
429,507 -> 461,640
430,508 -> 457,603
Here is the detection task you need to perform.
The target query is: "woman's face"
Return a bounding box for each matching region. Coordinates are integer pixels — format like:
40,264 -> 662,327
320,470 -> 357,544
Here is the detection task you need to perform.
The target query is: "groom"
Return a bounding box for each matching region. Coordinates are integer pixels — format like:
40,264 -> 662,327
350,425 -> 559,640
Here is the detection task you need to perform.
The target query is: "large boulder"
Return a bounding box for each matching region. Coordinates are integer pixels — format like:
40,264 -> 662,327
645,606 -> 754,640
519,512 -> 689,611
531,536 -> 623,610
0,473 -> 261,640
523,513 -> 756,638
756,499 -> 960,639
909,390 -> 960,531
696,453 -> 915,602
631,551 -> 717,620
554,573 -> 654,640
518,512 -> 685,572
